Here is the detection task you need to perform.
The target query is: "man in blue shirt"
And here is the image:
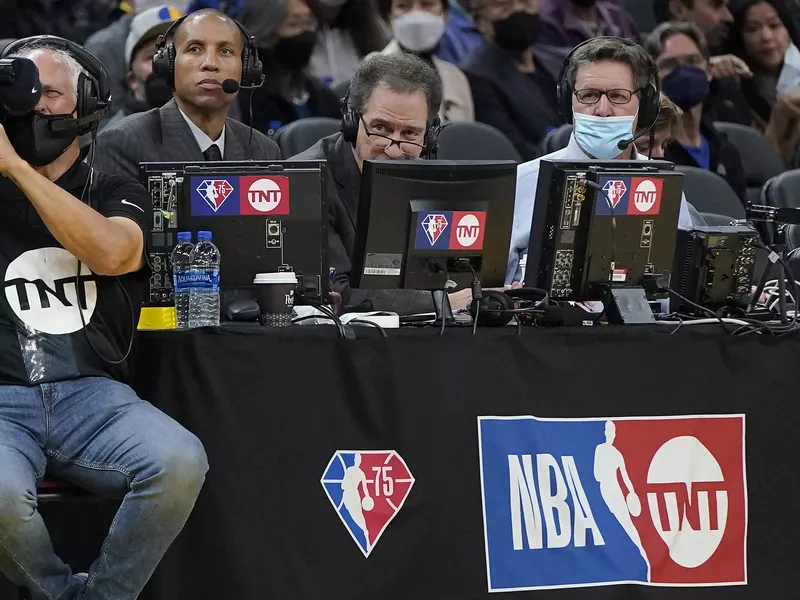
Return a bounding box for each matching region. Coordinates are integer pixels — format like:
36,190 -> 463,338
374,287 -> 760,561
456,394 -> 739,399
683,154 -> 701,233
507,36 -> 705,285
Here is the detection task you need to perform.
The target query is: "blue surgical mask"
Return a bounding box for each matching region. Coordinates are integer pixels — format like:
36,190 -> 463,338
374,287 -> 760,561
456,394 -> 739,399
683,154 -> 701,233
573,111 -> 637,160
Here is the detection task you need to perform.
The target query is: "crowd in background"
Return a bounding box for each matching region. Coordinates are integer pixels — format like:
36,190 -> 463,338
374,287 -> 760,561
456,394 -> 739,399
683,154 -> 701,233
2,0 -> 800,203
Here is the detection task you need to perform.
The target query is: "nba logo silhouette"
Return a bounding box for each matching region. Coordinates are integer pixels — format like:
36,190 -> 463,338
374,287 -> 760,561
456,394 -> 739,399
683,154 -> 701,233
415,212 -> 451,249
629,177 -> 663,215
190,177 -> 238,216
240,176 -> 290,215
595,178 -> 630,215
449,211 -> 487,250
478,415 -> 746,592
321,451 -> 415,557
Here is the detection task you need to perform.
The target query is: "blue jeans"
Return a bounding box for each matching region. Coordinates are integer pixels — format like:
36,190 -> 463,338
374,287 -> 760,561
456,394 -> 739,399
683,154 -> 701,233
0,377 -> 208,600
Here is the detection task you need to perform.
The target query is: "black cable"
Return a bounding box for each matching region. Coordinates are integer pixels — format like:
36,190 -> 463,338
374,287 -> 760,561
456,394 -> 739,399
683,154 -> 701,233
349,319 -> 388,337
302,298 -> 346,338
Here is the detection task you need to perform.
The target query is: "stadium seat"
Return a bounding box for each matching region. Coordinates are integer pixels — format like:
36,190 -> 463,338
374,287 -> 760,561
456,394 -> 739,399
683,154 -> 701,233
675,165 -> 746,219
435,121 -> 521,161
332,80 -> 351,101
274,117 -> 341,157
714,122 -> 785,205
619,0 -> 657,33
700,212 -> 737,226
542,124 -> 573,154
762,169 -> 800,209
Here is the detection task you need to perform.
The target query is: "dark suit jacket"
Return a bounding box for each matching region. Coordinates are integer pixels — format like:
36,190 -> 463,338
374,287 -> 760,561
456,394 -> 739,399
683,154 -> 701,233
461,42 -> 567,161
93,99 -> 282,181
291,132 -> 434,315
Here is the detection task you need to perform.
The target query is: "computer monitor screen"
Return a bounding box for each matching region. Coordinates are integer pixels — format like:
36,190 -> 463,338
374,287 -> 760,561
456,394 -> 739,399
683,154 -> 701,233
525,159 -> 684,300
140,160 -> 328,307
352,160 -> 517,291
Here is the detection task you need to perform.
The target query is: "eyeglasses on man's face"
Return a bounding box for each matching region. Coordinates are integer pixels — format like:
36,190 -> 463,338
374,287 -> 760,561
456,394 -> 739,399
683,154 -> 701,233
359,115 -> 426,156
573,88 -> 639,105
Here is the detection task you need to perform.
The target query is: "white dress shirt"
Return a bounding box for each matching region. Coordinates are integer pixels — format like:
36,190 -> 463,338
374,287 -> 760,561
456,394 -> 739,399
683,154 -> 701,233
178,106 -> 226,158
506,134 -> 706,284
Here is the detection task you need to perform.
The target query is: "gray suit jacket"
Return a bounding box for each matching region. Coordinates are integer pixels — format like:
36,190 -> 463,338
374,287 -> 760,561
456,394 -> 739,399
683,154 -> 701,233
92,99 -> 282,181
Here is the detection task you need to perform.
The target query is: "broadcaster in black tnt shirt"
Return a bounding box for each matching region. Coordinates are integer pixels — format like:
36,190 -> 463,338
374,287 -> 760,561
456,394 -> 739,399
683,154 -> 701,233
0,38 -> 208,600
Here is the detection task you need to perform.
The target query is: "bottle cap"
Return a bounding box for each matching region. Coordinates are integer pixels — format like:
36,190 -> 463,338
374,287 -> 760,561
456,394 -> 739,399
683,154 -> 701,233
177,231 -> 191,241
198,231 -> 212,240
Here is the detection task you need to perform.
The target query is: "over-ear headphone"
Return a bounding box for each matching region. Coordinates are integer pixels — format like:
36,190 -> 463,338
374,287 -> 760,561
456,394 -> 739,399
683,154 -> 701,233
470,288 -> 549,327
339,92 -> 442,159
152,14 -> 264,89
0,35 -> 111,136
556,36 -> 661,132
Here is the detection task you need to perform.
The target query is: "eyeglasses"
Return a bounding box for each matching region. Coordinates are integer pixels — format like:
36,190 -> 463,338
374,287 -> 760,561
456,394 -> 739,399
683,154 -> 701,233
360,115 -> 426,156
574,88 -> 639,105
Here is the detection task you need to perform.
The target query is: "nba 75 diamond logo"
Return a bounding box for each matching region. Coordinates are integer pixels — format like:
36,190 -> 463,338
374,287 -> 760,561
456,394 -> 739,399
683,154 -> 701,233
415,212 -> 450,249
321,451 -> 415,557
190,177 -> 238,216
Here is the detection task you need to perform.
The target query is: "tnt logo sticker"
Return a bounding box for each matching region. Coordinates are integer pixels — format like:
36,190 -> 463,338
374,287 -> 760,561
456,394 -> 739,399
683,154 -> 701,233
240,176 -> 290,215
479,415 -> 746,592
629,177 -> 663,215
190,178 -> 238,216
415,212 -> 450,249
595,178 -> 630,215
449,211 -> 487,250
321,451 -> 415,557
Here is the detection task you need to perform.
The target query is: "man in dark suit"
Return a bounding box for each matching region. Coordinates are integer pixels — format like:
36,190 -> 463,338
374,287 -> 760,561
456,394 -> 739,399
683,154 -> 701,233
291,53 -> 449,315
94,8 -> 280,180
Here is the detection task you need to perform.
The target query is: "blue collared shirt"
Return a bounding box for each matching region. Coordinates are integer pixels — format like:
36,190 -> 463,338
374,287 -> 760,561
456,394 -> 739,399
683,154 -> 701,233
506,135 -> 706,284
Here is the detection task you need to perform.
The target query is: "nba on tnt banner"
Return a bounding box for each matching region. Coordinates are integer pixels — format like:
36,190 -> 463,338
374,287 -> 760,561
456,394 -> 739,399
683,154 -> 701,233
595,177 -> 664,216
414,210 -> 487,251
478,415 -> 747,592
190,176 -> 290,216
321,451 -> 415,557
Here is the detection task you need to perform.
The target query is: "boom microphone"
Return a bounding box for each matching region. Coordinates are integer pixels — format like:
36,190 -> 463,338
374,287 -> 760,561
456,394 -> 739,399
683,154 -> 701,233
617,117 -> 657,152
222,79 -> 240,94
0,57 -> 43,115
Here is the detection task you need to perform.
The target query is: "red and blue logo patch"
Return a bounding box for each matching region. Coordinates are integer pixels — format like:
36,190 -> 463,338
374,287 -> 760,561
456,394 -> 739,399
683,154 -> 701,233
415,211 -> 487,251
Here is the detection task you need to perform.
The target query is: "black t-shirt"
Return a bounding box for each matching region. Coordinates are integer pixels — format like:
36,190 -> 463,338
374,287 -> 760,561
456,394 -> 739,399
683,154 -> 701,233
0,159 -> 152,386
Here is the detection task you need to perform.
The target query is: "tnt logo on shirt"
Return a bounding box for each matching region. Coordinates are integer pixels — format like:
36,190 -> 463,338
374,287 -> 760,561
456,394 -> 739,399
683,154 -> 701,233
595,178 -> 630,215
191,177 -> 238,216
629,177 -> 663,215
415,212 -> 451,249
449,211 -> 487,250
479,415 -> 746,592
321,451 -> 415,557
240,176 -> 290,215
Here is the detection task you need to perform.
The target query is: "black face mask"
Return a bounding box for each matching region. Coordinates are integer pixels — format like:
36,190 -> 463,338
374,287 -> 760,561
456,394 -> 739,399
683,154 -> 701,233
493,12 -> 540,54
144,72 -> 174,109
273,31 -> 318,71
3,111 -> 77,167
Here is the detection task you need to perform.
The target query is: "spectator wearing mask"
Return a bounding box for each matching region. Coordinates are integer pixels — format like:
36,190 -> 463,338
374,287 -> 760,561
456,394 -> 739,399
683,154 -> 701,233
645,21 -> 747,201
436,0 -> 484,65
538,0 -> 639,48
653,0 -> 755,124
379,0 -> 474,121
728,0 -> 800,166
460,0 -> 566,160
94,9 -> 281,181
634,92 -> 685,158
104,5 -> 182,130
291,53 -> 449,314
307,0 -> 391,86
237,0 -> 340,132
507,37 -> 704,284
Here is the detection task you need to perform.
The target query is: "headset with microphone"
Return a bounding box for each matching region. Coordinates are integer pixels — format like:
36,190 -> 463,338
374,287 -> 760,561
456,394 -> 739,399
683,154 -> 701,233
556,36 -> 661,154
0,35 -> 111,137
152,14 -> 265,92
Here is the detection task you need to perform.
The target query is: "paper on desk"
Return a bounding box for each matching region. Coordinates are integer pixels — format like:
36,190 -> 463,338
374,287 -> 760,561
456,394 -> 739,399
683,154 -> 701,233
777,43 -> 800,94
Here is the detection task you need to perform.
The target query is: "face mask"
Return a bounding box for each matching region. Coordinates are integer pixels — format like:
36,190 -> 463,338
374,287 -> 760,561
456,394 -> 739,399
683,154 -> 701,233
573,111 -> 636,160
392,10 -> 446,54
273,31 -> 318,71
3,111 -> 77,167
493,12 -> 540,54
144,72 -> 174,109
661,65 -> 709,110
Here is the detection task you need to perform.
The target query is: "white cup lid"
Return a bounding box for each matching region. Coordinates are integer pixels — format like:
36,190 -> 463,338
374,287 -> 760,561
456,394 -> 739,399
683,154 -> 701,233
254,272 -> 298,284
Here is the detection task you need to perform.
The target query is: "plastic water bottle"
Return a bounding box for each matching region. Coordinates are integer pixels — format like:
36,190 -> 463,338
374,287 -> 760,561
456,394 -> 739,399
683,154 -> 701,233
171,232 -> 194,329
189,231 -> 221,327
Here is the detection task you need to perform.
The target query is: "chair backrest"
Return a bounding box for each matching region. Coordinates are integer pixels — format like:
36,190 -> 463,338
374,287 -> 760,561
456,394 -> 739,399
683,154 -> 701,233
714,121 -> 785,187
435,121 -> 522,161
700,212 -> 738,226
542,124 -> 573,154
675,165 -> 746,219
275,117 -> 342,157
618,0 -> 657,33
332,79 -> 351,101
762,169 -> 800,209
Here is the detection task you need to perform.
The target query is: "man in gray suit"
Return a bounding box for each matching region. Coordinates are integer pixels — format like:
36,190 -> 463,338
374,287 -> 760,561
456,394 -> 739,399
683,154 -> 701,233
94,9 -> 281,181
